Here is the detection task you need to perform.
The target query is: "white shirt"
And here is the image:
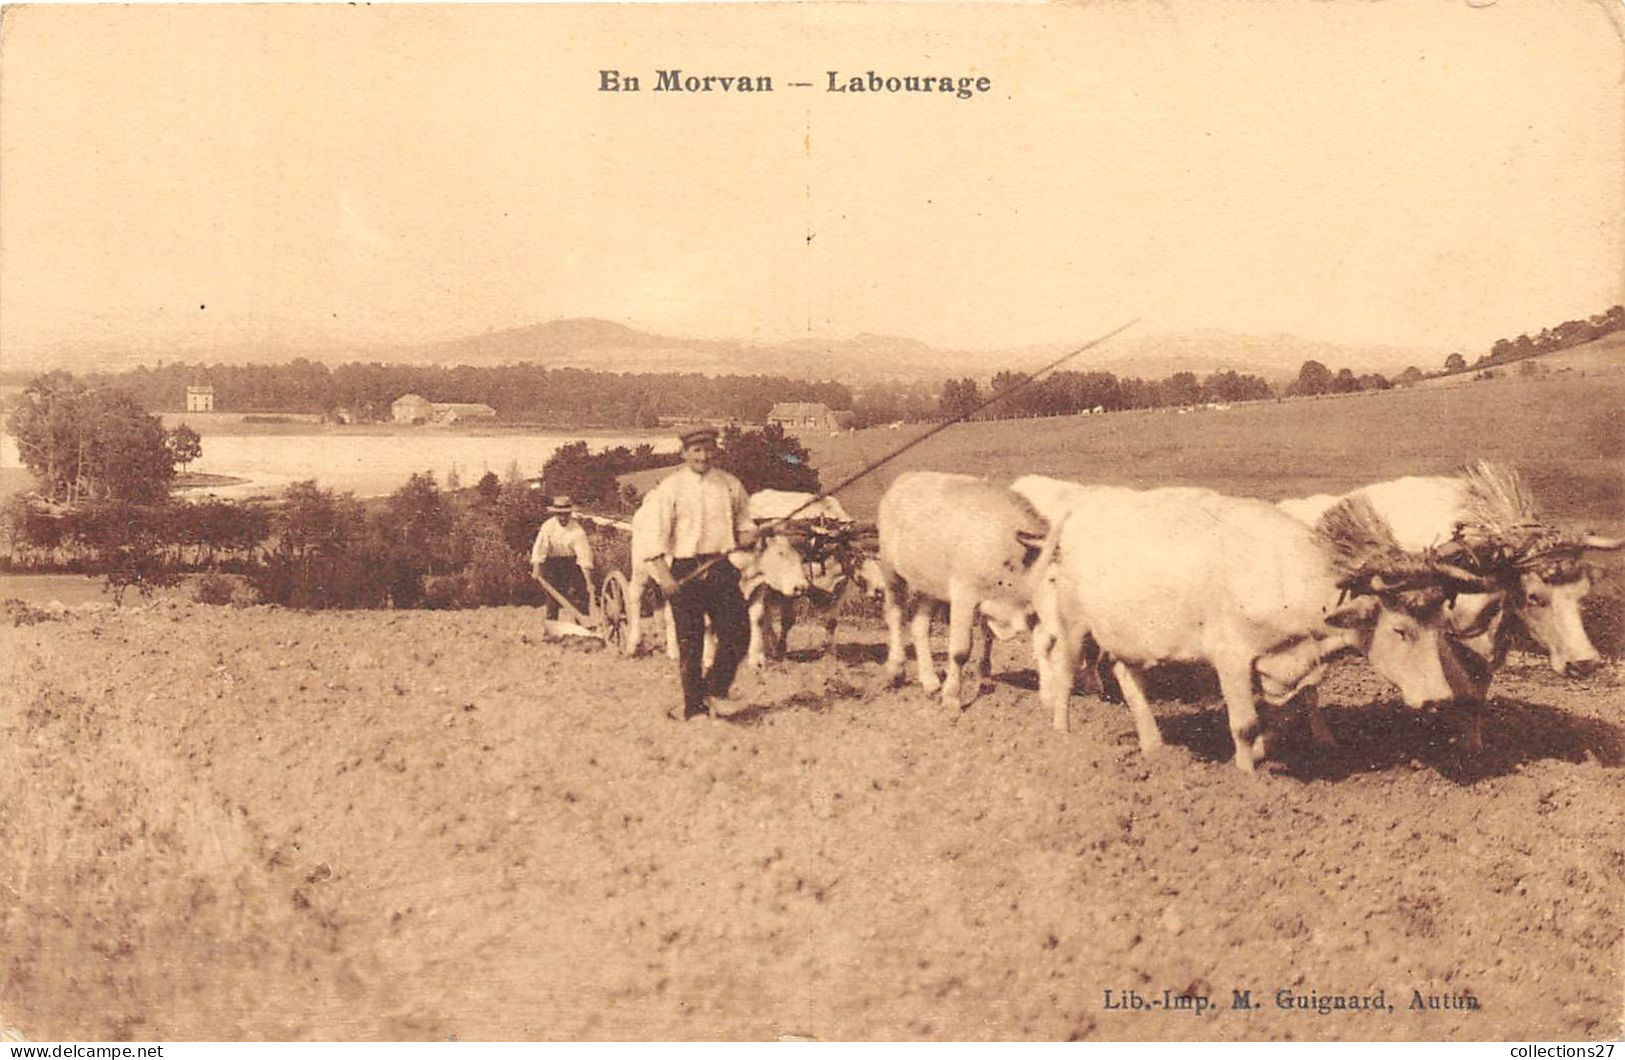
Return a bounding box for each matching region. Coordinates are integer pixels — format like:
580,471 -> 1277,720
645,466 -> 752,559
530,517 -> 594,569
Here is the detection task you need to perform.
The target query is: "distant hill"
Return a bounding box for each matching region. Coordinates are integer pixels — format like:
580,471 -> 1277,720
358,320 -> 1452,385
5,317 -> 1452,385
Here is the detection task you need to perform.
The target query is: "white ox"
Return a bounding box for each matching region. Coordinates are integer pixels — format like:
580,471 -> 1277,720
877,471 -> 1050,708
1278,465 -> 1622,749
744,490 -> 885,667
1278,468 -> 1621,679
624,494 -> 810,659
1019,476 -> 1490,773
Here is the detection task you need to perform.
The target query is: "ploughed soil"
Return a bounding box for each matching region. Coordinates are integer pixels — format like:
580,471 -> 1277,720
2,599 -> 1621,1042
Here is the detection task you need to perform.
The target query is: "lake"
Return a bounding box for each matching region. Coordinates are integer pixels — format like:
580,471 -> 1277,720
0,427 -> 678,500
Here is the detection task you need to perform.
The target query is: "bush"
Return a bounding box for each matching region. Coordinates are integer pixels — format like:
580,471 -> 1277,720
718,424 -> 820,494
455,526 -> 524,607
194,571 -> 237,606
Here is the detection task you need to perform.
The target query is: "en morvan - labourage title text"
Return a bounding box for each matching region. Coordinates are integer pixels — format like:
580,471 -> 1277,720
598,69 -> 994,99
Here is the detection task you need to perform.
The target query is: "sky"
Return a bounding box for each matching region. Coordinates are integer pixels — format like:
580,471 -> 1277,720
1,1 -> 1622,370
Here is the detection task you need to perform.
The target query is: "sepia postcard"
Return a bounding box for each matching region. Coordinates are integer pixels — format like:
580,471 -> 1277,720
1,0 -> 1622,1044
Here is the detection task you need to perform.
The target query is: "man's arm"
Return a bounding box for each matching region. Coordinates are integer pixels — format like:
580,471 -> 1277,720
530,524 -> 549,579
730,475 -> 757,547
646,477 -> 680,595
571,524 -> 594,573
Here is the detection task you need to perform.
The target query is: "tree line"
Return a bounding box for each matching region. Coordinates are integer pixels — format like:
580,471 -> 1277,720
926,367 -> 1277,422
86,360 -> 854,427
1468,304 -> 1624,374
2,369 -> 823,610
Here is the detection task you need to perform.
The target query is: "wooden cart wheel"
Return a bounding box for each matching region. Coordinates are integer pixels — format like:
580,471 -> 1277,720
600,570 -> 632,654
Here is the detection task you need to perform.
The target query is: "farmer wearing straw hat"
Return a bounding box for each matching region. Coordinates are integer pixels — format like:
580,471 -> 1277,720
643,425 -> 756,720
531,496 -> 595,619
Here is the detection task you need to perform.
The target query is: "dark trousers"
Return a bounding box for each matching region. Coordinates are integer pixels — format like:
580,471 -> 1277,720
669,555 -> 750,716
539,557 -> 590,618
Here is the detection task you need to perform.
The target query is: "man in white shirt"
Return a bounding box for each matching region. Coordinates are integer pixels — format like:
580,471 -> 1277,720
643,426 -> 755,720
531,496 -> 595,619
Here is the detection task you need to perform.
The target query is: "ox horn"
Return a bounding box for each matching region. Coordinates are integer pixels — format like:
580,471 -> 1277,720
1365,571 -> 1418,594
1582,533 -> 1623,551
1430,561 -> 1494,593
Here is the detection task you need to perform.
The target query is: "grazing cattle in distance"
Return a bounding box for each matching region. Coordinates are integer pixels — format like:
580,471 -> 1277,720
742,490 -> 883,668
625,497 -> 810,660
1278,462 -> 1622,749
876,471 -> 1050,708
1025,477 -> 1491,773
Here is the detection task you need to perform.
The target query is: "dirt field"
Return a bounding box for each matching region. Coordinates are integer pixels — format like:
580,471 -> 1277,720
4,357 -> 1622,1041
3,596 -> 1621,1042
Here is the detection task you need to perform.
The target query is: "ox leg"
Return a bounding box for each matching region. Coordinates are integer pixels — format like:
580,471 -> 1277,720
1441,639 -> 1490,752
776,595 -> 796,661
976,615 -> 995,683
941,592 -> 980,709
1215,661 -> 1264,774
627,573 -> 646,657
1460,702 -> 1485,753
1034,618 -> 1080,733
1076,634 -> 1103,697
1300,686 -> 1336,747
823,580 -> 848,661
912,600 -> 942,697
662,602 -> 681,661
1112,661 -> 1165,756
882,576 -> 909,687
746,594 -> 768,669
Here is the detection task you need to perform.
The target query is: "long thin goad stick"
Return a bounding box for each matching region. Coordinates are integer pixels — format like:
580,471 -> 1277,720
672,316 -> 1141,589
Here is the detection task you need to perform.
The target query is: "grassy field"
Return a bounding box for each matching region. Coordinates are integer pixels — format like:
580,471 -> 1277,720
1414,329 -> 1625,390
801,367 -> 1624,531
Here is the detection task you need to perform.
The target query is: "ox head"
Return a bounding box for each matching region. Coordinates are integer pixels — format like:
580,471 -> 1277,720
853,556 -> 887,602
734,528 -> 812,599
1319,496 -> 1494,709
1486,533 -> 1618,678
1452,461 -> 1619,678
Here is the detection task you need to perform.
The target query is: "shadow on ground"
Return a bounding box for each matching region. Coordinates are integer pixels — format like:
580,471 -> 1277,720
1148,696 -> 1624,783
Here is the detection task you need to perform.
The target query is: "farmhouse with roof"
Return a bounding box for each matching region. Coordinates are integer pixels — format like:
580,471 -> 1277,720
186,385 -> 215,412
391,394 -> 498,425
766,402 -> 852,433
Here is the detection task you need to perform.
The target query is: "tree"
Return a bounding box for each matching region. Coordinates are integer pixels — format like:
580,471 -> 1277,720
1397,366 -> 1424,386
166,423 -> 203,472
5,374 -> 178,504
1331,368 -> 1361,394
83,502 -> 179,605
718,424 -> 819,494
251,481 -> 382,609
1156,371 -> 1202,408
938,378 -> 981,420
374,472 -> 453,607
1444,352 -> 1468,374
541,441 -> 620,509
1290,360 -> 1333,397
